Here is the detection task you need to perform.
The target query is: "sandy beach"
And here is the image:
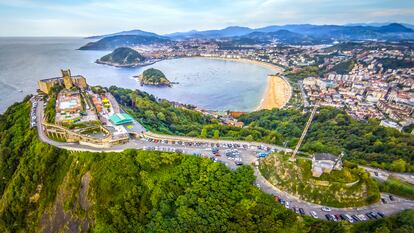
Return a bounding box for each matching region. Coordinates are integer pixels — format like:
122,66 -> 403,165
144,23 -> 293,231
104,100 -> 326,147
200,56 -> 292,110
256,75 -> 291,110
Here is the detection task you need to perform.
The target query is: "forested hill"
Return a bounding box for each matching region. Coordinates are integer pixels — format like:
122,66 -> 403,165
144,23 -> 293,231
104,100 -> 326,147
97,47 -> 147,67
79,35 -> 171,50
109,86 -> 414,172
1,98 -> 414,232
0,99 -> 322,232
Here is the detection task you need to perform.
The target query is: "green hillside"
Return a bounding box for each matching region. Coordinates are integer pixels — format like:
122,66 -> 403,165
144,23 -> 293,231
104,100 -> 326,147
79,35 -> 170,50
140,68 -> 171,86
0,99 -> 327,232
109,86 -> 414,172
260,153 -> 380,207
0,98 -> 413,232
97,47 -> 146,67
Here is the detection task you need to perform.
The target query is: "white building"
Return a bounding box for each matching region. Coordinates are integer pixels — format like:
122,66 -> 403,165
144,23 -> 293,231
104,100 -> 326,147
311,153 -> 343,177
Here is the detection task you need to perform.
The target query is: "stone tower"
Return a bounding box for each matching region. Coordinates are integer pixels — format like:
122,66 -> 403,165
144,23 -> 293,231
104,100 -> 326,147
62,69 -> 73,89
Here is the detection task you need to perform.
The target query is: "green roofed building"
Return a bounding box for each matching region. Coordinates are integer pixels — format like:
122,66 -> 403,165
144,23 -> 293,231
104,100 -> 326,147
109,113 -> 134,125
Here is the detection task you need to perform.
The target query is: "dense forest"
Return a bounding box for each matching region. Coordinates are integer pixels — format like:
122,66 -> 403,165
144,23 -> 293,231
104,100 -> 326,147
110,87 -> 414,172
0,98 -> 414,232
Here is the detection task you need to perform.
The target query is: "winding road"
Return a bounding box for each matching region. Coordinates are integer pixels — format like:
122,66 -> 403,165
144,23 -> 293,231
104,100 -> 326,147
34,99 -> 414,222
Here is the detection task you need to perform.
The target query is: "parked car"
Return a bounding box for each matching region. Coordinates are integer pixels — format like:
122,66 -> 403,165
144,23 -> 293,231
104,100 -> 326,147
321,207 -> 332,212
285,201 -> 290,209
377,212 -> 385,218
370,212 -> 379,219
299,208 -> 305,215
345,214 -> 355,223
235,160 -> 243,166
310,211 -> 318,219
381,198 -> 387,204
389,195 -> 395,201
357,214 -> 368,221
351,215 -> 359,222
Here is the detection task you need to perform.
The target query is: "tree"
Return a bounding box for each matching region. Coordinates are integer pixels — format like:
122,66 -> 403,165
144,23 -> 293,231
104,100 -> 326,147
374,225 -> 390,233
200,128 -> 207,138
390,159 -> 407,173
156,112 -> 166,122
213,130 -> 219,139
245,135 -> 254,142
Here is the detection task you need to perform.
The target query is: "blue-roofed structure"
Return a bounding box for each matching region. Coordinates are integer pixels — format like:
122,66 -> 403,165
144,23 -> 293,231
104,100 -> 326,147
109,113 -> 134,125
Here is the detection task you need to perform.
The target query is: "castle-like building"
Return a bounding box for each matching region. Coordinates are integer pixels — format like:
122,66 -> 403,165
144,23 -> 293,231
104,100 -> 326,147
38,69 -> 88,94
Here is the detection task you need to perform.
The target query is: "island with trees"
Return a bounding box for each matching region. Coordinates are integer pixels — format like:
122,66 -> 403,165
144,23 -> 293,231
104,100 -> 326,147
96,47 -> 153,67
135,68 -> 172,87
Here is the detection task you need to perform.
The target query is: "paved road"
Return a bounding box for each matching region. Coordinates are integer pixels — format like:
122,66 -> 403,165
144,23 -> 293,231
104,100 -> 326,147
298,80 -> 310,108
34,99 -> 414,222
363,165 -> 414,185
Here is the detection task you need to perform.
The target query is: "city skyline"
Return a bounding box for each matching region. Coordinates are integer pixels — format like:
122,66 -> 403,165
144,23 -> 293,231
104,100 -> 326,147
0,0 -> 413,36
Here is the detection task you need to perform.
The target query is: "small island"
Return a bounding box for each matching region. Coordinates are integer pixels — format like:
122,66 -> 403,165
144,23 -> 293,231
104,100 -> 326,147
96,47 -> 154,67
135,68 -> 172,87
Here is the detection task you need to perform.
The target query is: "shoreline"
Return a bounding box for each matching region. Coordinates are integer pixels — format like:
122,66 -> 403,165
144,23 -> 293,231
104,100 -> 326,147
95,59 -> 156,68
99,54 -> 292,111
197,56 -> 292,110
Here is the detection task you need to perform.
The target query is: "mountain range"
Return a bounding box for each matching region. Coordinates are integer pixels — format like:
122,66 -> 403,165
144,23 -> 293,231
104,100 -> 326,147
80,23 -> 414,50
166,23 -> 414,40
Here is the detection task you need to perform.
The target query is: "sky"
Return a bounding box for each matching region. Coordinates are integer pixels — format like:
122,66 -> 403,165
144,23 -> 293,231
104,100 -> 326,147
0,0 -> 413,36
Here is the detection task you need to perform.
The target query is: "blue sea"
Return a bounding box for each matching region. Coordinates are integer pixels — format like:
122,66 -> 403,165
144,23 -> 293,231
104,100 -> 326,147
0,37 -> 272,113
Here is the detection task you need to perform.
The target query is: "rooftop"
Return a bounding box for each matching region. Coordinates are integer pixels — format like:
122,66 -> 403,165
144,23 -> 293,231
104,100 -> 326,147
314,153 -> 339,162
109,113 -> 134,125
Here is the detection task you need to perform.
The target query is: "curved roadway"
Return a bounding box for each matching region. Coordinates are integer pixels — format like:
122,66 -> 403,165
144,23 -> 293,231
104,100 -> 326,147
35,99 -> 414,221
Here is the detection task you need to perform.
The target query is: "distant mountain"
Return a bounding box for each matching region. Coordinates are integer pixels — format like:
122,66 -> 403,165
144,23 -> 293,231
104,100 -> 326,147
165,23 -> 414,42
96,47 -> 147,67
165,26 -> 254,39
86,29 -> 161,39
79,35 -> 171,50
237,30 -> 320,45
82,23 -> 414,48
347,22 -> 414,30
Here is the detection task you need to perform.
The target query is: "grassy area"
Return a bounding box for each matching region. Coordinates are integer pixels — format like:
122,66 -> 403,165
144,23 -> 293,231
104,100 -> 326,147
377,177 -> 414,200
259,153 -> 380,207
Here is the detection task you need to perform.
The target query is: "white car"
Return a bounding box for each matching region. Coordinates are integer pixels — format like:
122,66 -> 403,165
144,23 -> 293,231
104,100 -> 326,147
345,214 -> 354,223
321,207 -> 332,212
310,211 -> 318,219
285,201 -> 290,209
357,214 -> 368,221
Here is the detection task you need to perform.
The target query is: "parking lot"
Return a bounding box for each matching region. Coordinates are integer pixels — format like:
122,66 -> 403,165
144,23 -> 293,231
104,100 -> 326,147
125,136 -> 414,223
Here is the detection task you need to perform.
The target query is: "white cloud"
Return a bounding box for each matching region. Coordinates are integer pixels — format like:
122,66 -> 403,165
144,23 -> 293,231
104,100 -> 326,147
0,0 -> 413,36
